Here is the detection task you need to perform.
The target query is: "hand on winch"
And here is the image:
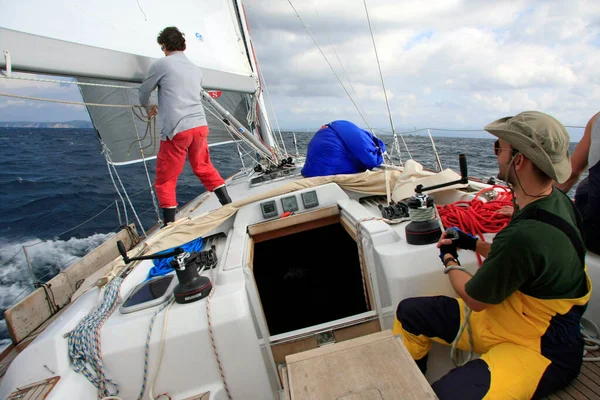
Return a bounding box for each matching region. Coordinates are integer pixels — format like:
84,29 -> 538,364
437,227 -> 478,266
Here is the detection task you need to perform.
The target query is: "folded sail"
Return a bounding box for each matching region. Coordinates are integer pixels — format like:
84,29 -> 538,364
78,78 -> 252,164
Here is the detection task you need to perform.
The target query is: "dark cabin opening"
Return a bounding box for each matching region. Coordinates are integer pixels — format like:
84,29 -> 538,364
253,223 -> 368,336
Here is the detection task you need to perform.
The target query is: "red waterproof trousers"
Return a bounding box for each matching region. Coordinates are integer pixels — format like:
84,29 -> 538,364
155,126 -> 225,208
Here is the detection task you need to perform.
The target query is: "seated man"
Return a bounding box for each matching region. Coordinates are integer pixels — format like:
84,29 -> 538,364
301,120 -> 386,177
394,111 -> 590,399
556,111 -> 600,254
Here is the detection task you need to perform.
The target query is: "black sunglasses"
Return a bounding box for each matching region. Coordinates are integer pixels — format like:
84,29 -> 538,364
494,140 -> 518,157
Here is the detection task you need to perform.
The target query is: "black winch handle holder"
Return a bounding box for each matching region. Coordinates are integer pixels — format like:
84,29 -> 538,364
415,154 -> 469,194
117,240 -> 184,265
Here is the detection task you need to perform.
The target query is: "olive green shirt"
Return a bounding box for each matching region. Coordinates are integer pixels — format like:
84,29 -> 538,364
466,189 -> 587,304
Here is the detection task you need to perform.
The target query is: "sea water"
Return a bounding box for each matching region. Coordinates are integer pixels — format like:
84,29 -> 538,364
0,127 -> 584,346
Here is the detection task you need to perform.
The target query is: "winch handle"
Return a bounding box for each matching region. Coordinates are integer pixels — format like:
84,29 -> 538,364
116,240 -> 184,265
415,154 -> 470,193
459,153 -> 468,181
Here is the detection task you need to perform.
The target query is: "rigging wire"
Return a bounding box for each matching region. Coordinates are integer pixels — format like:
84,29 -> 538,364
253,52 -> 288,157
307,0 -> 368,117
21,202 -> 117,248
285,0 -> 374,133
202,101 -> 277,167
129,109 -> 161,224
291,131 -> 300,157
0,248 -> 26,270
102,145 -> 130,225
135,0 -> 148,21
0,92 -> 140,108
109,161 -> 147,237
100,142 -> 147,237
427,128 -> 443,172
362,0 -> 404,162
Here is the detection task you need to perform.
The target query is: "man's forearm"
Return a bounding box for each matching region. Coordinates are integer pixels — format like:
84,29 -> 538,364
139,65 -> 161,106
138,83 -> 154,106
475,240 -> 491,258
446,268 -> 488,312
556,174 -> 582,194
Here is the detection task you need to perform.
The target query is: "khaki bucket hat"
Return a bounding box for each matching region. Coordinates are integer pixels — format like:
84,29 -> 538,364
484,111 -> 571,184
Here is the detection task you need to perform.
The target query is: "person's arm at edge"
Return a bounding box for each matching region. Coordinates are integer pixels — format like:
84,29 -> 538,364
138,62 -> 162,107
555,112 -> 597,193
443,254 -> 490,312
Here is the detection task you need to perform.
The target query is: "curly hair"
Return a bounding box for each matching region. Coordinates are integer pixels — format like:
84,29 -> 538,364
157,27 -> 186,52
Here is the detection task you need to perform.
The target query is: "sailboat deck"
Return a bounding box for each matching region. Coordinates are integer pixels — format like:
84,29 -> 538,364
543,350 -> 600,400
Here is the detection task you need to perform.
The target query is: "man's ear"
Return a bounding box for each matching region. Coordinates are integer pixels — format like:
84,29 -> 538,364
513,153 -> 524,170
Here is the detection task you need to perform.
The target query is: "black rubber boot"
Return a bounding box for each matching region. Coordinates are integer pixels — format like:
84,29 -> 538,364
214,185 -> 232,205
162,208 -> 176,227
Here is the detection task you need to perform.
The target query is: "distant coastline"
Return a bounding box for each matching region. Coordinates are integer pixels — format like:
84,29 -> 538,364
0,120 -> 93,129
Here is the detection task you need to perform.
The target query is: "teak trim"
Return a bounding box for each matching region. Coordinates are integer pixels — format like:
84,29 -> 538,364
248,205 -> 340,243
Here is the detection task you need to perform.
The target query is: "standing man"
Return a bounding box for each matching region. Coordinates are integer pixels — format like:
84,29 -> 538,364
139,26 -> 231,226
555,111 -> 600,254
394,111 -> 590,399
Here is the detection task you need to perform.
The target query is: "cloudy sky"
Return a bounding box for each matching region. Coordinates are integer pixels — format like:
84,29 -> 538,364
1,0 -> 600,139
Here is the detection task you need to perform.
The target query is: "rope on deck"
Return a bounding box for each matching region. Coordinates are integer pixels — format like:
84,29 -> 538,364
66,277 -> 123,399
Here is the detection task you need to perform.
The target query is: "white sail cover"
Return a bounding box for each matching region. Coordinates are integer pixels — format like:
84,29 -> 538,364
78,78 -> 252,165
0,0 -> 255,91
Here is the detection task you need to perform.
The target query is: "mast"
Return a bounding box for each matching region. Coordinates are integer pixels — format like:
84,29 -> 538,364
233,0 -> 277,149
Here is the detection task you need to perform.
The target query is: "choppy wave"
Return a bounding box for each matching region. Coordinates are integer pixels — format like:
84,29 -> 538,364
0,233 -> 113,342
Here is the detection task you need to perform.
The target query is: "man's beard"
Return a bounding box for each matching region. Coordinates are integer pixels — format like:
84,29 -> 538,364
497,165 -> 516,186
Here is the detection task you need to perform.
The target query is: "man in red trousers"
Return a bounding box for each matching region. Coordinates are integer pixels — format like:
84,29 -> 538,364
139,26 -> 231,226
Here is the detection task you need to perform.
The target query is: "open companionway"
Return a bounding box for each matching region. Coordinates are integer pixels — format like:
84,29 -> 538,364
253,222 -> 367,335
247,205 -> 380,363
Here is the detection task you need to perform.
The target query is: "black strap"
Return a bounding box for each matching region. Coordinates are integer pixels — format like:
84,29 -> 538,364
517,207 -> 585,267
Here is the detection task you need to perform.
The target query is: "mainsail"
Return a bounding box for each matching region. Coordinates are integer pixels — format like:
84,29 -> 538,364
78,78 -> 253,164
0,0 -> 277,164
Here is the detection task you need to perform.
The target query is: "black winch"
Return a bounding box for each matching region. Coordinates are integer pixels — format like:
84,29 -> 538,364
117,241 -> 217,304
405,193 -> 441,245
404,154 -> 470,245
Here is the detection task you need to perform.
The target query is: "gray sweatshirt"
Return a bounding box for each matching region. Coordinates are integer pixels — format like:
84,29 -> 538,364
139,52 -> 208,140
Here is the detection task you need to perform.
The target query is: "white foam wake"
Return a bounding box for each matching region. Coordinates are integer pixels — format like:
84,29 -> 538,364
0,233 -> 114,342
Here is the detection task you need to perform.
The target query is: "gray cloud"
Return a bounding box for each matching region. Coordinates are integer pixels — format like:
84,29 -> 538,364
1,0 -> 599,139
244,0 -> 600,135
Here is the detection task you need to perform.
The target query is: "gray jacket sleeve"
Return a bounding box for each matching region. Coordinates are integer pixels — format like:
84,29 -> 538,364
138,62 -> 162,106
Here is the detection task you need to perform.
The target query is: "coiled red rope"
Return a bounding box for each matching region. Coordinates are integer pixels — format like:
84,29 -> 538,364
437,185 -> 513,264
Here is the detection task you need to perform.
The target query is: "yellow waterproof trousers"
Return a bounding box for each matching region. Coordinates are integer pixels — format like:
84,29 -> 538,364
394,284 -> 591,399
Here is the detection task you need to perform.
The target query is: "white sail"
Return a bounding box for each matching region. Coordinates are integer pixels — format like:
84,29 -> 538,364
0,0 -> 278,164
77,77 -> 252,164
0,0 -> 256,91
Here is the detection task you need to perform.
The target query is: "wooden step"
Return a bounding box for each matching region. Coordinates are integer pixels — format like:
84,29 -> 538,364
284,330 -> 437,399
